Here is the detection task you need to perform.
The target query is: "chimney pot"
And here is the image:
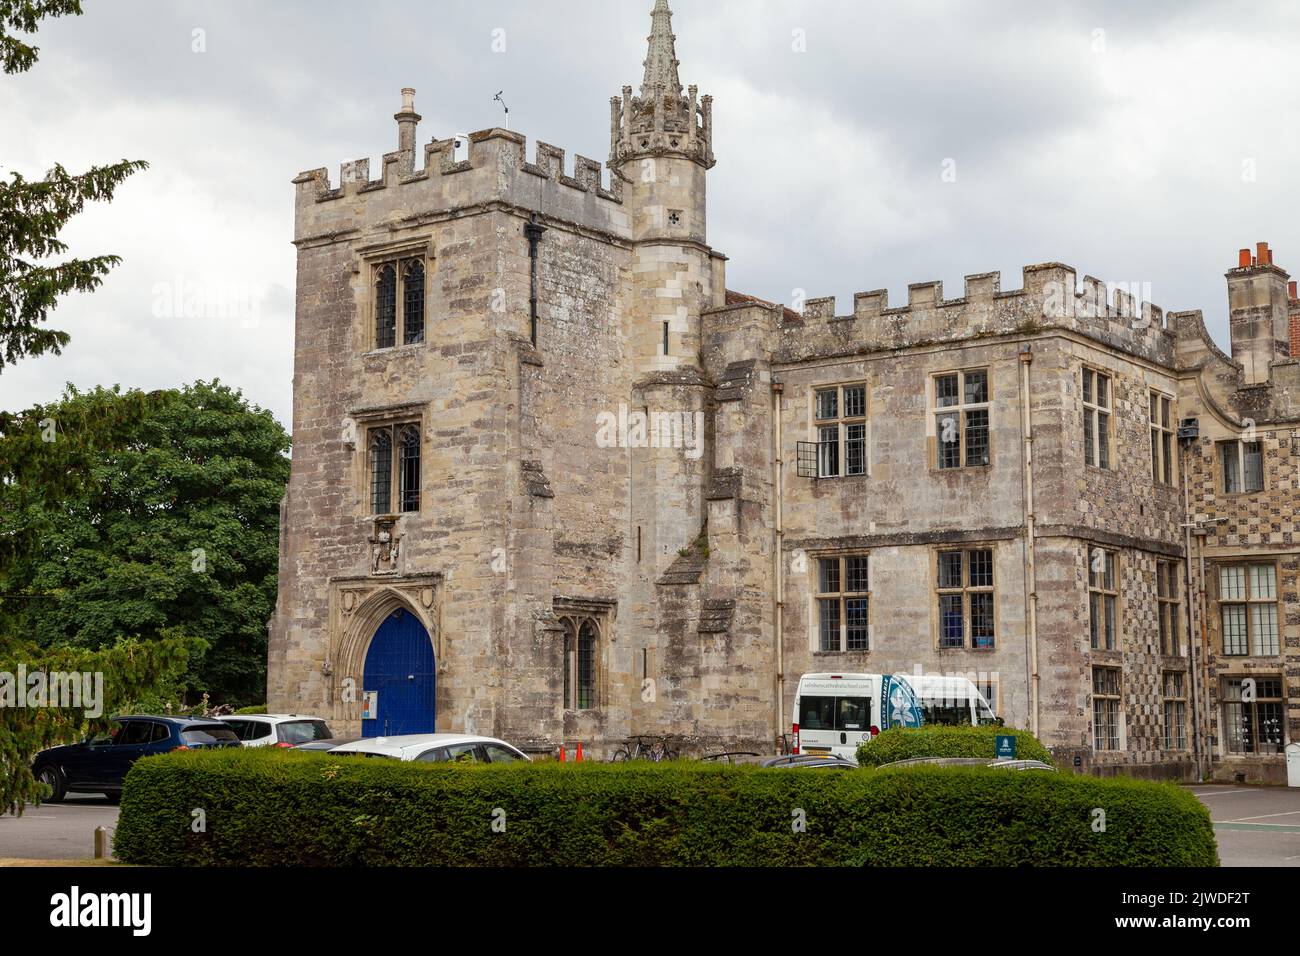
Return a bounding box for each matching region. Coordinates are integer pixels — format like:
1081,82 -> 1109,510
401,87 -> 416,111
1239,248 -> 1252,268
1257,241 -> 1270,265
1290,281 -> 1298,299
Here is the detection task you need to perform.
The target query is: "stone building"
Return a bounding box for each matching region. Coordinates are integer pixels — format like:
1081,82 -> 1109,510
268,0 -> 1298,781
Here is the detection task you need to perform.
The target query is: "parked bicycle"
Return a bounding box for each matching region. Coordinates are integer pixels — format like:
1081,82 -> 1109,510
609,734 -> 680,762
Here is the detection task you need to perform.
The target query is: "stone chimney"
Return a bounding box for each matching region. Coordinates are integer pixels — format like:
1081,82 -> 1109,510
1227,241 -> 1291,383
394,88 -> 421,175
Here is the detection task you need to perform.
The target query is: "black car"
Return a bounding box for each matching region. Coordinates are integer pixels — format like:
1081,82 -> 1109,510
32,715 -> 240,803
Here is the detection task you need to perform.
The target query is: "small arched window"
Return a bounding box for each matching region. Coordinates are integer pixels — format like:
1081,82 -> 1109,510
403,260 -> 425,345
397,424 -> 421,513
375,264 -> 397,349
369,429 -> 392,514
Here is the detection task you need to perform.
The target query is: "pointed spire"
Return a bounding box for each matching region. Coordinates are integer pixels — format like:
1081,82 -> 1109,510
640,0 -> 682,98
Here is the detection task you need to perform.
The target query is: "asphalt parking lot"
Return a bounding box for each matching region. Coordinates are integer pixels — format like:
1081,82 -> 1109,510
0,795 -> 120,862
1189,784 -> 1300,867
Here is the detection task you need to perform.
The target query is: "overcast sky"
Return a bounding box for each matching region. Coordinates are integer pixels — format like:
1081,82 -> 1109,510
5,0 -> 1298,426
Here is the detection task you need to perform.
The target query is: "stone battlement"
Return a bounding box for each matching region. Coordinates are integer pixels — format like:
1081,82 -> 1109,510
293,127 -> 624,206
774,262 -> 1178,365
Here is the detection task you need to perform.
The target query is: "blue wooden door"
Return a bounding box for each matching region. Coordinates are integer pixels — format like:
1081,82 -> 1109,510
362,608 -> 436,737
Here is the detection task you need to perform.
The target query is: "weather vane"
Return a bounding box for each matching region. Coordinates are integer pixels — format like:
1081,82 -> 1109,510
494,91 -> 509,130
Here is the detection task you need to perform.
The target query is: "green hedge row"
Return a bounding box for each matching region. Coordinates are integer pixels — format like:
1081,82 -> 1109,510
113,748 -> 1216,866
856,725 -> 1054,767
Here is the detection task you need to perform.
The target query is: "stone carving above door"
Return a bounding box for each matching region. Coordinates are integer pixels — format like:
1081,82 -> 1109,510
369,517 -> 402,575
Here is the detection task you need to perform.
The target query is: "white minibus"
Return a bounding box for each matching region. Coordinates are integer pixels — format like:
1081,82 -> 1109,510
792,672 -> 998,760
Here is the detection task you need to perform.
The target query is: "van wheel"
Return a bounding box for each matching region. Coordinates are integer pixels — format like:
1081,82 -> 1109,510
37,767 -> 66,803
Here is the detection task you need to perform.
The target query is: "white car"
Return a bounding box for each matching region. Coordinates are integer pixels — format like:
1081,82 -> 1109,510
220,714 -> 335,748
327,734 -> 530,764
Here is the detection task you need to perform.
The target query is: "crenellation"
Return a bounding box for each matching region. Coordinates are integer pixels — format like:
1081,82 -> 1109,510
774,259 -> 1180,365
803,296 -> 836,320
907,280 -> 942,309
853,289 -> 888,318
964,271 -> 1000,301
295,126 -> 623,212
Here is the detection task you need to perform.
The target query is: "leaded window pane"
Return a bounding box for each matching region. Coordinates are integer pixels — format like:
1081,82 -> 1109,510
1251,603 -> 1279,655
845,423 -> 866,476
970,592 -> 994,649
398,425 -> 420,512
1219,565 -> 1246,601
403,260 -> 425,345
369,429 -> 392,514
375,264 -> 397,349
818,558 -> 840,594
815,389 -> 838,420
968,549 -> 993,588
818,424 -> 839,477
1222,604 -> 1248,655
845,556 -> 869,593
818,598 -> 841,651
845,598 -> 869,651
843,386 -> 866,418
964,409 -> 989,466
1249,563 -> 1276,600
938,551 -> 963,589
938,594 -> 964,648
935,374 -> 959,408
1243,441 -> 1263,491
936,413 -> 961,469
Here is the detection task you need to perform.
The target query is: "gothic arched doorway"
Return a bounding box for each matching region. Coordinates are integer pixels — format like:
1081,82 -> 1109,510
361,607 -> 436,737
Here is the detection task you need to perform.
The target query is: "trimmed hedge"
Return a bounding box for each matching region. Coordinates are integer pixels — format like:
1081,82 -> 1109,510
856,725 -> 1053,767
113,748 -> 1216,866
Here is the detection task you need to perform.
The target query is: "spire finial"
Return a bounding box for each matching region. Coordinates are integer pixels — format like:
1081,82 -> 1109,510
640,0 -> 682,98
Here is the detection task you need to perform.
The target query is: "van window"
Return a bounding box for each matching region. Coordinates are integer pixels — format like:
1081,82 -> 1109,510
801,696 -> 872,731
838,697 -> 871,731
800,697 -> 836,730
917,698 -> 971,726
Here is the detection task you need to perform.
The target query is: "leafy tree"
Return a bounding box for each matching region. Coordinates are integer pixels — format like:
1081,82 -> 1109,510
0,381 -> 291,703
1,0 -> 146,369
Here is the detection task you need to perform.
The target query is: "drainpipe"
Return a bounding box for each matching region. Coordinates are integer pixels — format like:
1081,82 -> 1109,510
772,380 -> 785,746
523,214 -> 547,346
1180,453 -> 1205,781
1018,346 -> 1040,737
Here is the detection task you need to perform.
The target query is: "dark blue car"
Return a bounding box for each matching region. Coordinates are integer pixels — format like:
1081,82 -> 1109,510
32,715 -> 240,803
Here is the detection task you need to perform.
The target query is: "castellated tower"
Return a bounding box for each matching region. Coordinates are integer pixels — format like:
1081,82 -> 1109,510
609,0 -> 718,375
607,1 -> 734,743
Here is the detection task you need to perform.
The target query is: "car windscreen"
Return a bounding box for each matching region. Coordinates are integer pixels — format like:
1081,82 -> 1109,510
277,720 -> 333,744
799,696 -> 871,731
181,725 -> 240,746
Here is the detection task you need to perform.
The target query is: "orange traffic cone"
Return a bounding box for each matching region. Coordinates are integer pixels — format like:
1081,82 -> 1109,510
576,742 -> 584,762
558,743 -> 566,762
